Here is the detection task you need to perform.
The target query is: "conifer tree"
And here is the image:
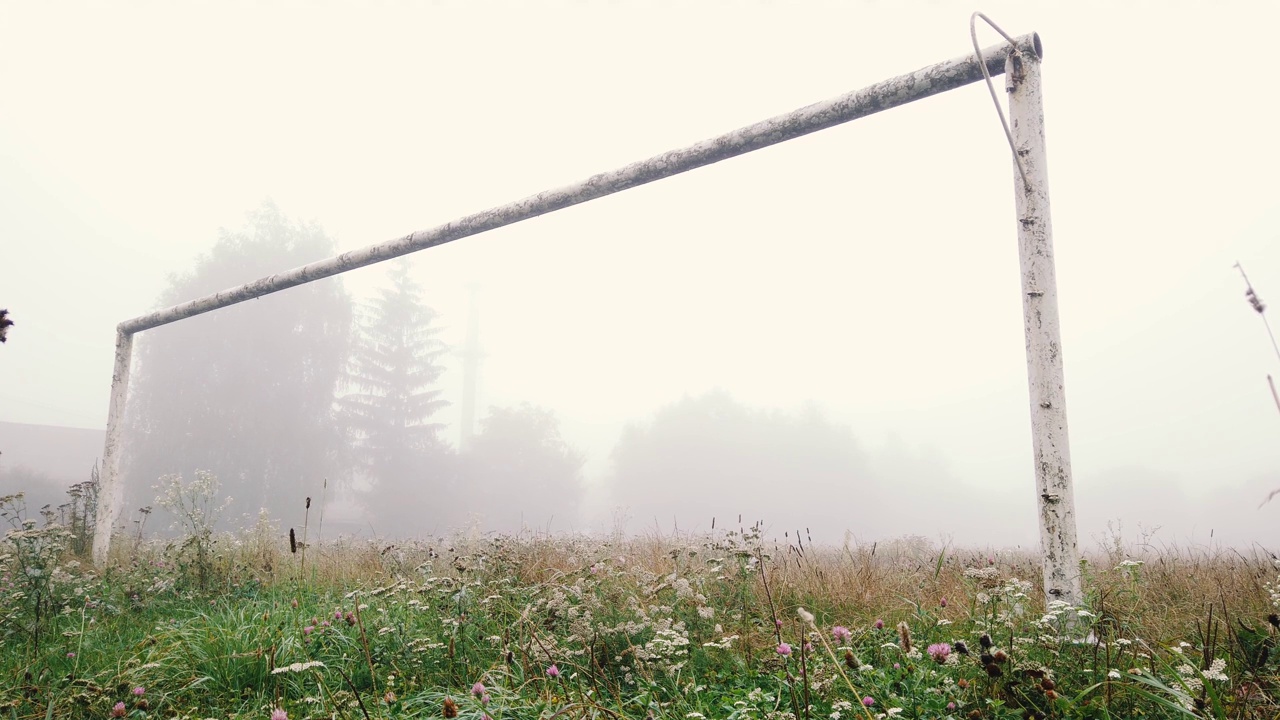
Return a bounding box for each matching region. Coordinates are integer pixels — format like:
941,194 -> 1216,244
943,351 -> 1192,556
341,260 -> 450,526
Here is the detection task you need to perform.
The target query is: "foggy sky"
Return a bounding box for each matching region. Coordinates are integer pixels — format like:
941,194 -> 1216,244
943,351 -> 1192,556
2,1 -> 1279,549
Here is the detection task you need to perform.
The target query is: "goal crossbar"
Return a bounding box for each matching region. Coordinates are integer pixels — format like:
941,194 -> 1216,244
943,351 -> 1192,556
93,31 -> 1081,607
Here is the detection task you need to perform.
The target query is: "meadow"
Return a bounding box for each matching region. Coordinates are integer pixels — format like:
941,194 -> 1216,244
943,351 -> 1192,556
1,483 -> 1277,720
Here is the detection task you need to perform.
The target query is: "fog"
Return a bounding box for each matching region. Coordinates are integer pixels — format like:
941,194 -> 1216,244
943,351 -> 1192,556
2,1 -> 1278,551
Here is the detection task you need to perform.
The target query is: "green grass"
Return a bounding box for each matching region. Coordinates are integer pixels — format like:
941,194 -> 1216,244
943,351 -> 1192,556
2,516 -> 1278,720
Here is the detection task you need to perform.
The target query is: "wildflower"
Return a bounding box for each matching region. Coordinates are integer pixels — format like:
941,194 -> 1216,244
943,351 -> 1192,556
940,597 -> 947,608
291,598 -> 299,609
874,619 -> 884,630
472,682 -> 486,697
1107,669 -> 1122,680
112,702 -> 127,718
335,610 -> 343,620
862,697 -> 875,707
66,652 -> 75,658
947,703 -> 956,711
482,694 -> 491,706
132,687 -> 145,696
927,642 -> 951,663
979,633 -> 993,649
442,697 -> 458,718
776,619 -> 783,629
954,640 -> 969,655
832,626 -> 851,643
546,664 -> 560,678
1202,658 -> 1229,682
384,692 -> 396,704
303,625 -> 314,635
776,642 -> 792,656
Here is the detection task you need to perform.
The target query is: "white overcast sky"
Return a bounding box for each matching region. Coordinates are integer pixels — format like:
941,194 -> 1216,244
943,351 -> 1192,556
2,1 -> 1279,546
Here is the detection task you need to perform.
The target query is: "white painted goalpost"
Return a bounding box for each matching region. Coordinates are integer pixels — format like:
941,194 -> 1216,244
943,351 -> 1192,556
91,30 -> 1083,606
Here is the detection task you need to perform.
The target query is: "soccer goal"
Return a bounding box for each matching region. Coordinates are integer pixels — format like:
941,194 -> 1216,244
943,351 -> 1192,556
92,22 -> 1082,607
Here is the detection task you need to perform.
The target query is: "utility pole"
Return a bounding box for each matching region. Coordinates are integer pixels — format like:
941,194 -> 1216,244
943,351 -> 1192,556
459,283 -> 482,452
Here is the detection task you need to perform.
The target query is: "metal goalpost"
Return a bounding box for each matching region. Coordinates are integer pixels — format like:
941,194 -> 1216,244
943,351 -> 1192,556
91,28 -> 1083,607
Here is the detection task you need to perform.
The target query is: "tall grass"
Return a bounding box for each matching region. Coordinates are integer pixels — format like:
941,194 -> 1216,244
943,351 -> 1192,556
2,488 -> 1276,720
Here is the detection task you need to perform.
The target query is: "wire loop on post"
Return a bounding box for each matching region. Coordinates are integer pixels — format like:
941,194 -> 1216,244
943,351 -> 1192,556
971,11 -> 1031,192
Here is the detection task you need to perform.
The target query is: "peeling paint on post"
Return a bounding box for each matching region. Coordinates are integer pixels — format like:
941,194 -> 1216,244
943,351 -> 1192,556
92,330 -> 133,565
1006,40 -> 1083,606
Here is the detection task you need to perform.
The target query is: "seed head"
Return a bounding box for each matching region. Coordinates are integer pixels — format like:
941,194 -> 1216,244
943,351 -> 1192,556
897,621 -> 913,653
1247,287 -> 1267,314
442,697 -> 458,718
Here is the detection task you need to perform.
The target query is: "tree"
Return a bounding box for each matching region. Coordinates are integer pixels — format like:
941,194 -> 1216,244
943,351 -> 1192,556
607,391 -> 874,537
340,260 -> 451,533
123,202 -> 352,525
458,403 -> 585,532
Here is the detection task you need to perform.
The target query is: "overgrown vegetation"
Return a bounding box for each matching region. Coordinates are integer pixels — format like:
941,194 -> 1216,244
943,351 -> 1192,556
0,475 -> 1277,720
